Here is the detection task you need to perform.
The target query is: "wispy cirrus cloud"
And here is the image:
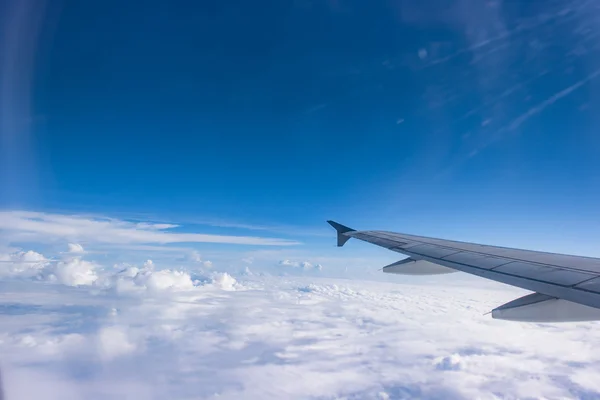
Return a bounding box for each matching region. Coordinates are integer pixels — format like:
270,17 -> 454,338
0,211 -> 301,247
64,210 -> 331,238
174,217 -> 331,238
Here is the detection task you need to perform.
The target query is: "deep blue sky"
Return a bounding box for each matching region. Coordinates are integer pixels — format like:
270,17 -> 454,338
3,0 -> 600,247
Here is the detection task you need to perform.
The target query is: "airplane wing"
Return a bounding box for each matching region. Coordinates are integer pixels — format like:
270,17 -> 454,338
327,220 -> 600,322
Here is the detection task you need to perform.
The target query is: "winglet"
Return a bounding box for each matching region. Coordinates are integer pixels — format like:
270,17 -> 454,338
327,220 -> 355,247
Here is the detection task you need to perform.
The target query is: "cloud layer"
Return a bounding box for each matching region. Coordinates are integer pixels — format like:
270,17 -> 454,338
0,255 -> 598,399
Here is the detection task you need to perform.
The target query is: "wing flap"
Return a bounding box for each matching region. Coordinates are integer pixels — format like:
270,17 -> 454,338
575,277 -> 600,291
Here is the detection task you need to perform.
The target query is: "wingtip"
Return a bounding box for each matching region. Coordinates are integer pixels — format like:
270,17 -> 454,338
326,220 -> 355,233
327,220 -> 355,247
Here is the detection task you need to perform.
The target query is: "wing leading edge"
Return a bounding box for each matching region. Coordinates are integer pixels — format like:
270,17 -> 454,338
327,220 -> 600,322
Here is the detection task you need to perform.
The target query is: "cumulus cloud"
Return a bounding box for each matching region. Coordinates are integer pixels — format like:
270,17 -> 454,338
434,354 -> 465,371
279,259 -> 323,271
142,269 -> 196,292
0,249 -> 212,292
211,272 -> 237,291
49,258 -> 99,286
107,259 -> 198,293
178,250 -> 213,268
0,210 -> 300,247
67,243 -> 85,253
0,248 -> 98,286
0,250 -> 48,277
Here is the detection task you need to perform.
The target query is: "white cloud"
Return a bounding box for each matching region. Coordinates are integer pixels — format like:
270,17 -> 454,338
508,67 -> 600,131
97,327 -> 137,361
0,250 -> 48,277
279,259 -> 323,271
0,247 -> 599,399
109,259 -> 198,293
189,250 -> 202,263
0,274 -> 598,399
67,243 -> 85,253
49,258 -> 99,286
135,222 -> 178,230
434,354 -> 464,371
0,250 -> 202,292
211,272 -> 237,291
178,250 -> 213,267
143,269 -> 196,292
0,210 -> 300,247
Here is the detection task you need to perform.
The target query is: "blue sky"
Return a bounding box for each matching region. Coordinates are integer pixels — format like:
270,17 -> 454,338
4,5 -> 600,397
2,0 -> 600,264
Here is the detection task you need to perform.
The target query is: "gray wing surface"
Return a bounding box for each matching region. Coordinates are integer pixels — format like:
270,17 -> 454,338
328,221 -> 600,322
